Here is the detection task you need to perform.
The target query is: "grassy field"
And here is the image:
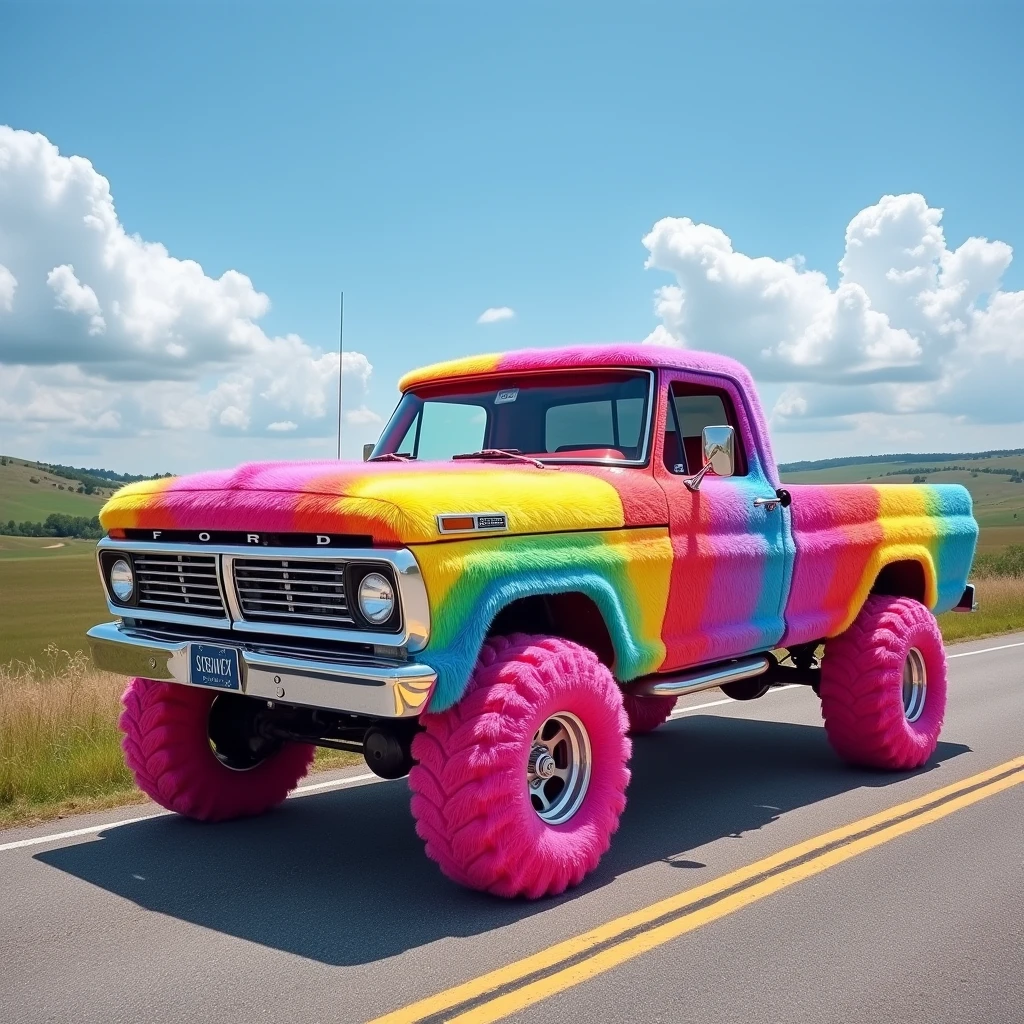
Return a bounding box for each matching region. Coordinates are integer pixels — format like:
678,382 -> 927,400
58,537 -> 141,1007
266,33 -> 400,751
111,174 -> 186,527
0,457 -> 112,523
0,540 -> 109,665
937,576 -> 1024,643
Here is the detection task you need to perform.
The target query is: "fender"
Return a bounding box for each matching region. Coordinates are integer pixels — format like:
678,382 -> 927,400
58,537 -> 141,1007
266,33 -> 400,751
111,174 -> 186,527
409,529 -> 673,710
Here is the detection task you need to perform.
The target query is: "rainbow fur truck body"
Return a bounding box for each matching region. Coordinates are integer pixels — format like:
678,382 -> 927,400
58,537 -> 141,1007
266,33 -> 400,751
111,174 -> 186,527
93,344 -> 978,718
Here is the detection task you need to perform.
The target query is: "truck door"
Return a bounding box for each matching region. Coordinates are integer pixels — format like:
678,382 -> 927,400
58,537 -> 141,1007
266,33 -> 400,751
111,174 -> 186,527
655,375 -> 791,669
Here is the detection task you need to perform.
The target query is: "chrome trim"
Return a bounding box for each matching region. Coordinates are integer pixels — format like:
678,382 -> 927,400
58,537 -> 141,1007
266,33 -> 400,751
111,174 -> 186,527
902,647 -> 927,723
381,367 -> 657,468
632,655 -> 771,698
95,538 -> 431,652
435,512 -> 509,535
229,555 -> 357,627
87,621 -> 436,719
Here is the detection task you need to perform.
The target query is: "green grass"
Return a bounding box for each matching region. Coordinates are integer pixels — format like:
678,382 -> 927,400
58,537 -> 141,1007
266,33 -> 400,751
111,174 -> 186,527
0,542 -> 109,665
0,457 -> 111,523
937,577 -> 1024,644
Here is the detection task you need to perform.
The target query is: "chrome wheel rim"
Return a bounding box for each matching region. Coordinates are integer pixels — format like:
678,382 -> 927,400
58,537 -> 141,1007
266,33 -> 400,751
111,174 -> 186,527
902,647 -> 927,723
527,712 -> 592,825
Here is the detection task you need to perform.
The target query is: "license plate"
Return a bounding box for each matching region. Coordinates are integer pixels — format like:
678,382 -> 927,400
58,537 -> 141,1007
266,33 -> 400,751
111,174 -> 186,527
188,644 -> 241,691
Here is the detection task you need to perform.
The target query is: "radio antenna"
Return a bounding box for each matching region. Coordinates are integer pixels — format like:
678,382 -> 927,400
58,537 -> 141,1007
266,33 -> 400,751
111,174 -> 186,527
336,291 -> 345,460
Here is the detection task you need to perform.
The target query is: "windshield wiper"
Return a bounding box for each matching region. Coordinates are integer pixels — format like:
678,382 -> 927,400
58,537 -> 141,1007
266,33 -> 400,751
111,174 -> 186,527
367,452 -> 414,462
451,448 -> 551,469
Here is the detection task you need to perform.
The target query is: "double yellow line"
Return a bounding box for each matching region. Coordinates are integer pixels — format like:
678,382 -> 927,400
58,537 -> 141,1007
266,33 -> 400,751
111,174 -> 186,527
371,755 -> 1024,1024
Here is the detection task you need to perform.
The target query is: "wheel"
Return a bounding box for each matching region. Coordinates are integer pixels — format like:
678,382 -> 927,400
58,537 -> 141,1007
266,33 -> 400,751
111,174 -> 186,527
408,634 -> 631,898
621,684 -> 676,734
119,678 -> 315,821
819,596 -> 947,770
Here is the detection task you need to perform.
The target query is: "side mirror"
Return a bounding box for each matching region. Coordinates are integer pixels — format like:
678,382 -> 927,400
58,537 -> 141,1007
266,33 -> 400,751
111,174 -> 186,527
684,425 -> 736,492
362,443 -> 375,462
703,425 -> 735,478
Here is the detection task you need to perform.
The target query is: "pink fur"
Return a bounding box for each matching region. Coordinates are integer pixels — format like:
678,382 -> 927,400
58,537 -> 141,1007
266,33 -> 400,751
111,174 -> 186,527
119,678 -> 315,820
408,633 -> 631,898
818,596 -> 947,770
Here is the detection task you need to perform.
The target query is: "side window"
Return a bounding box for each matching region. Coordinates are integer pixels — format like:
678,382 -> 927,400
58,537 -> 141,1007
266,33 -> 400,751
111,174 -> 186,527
663,383 -> 747,475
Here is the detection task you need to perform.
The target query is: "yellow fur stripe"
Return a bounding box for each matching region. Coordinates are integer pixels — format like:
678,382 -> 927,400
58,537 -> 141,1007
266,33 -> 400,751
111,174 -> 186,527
399,353 -> 503,392
345,468 -> 625,542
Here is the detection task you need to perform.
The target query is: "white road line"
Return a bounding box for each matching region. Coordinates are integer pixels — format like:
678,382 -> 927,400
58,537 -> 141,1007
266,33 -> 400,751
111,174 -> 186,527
294,771 -> 378,793
0,771 -> 383,854
668,683 -> 805,718
948,640 -> 1024,659
3,638 -> 1020,855
0,815 -> 163,853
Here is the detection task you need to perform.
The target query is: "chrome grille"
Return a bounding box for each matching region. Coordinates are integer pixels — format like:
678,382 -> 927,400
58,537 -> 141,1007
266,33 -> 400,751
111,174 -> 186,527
134,554 -> 225,618
233,558 -> 354,626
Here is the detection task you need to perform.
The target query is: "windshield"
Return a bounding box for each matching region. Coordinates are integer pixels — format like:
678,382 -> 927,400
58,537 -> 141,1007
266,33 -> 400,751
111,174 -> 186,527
371,369 -> 653,464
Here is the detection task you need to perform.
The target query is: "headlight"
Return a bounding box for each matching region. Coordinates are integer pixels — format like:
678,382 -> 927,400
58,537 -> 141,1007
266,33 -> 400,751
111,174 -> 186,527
358,572 -> 395,624
109,558 -> 135,603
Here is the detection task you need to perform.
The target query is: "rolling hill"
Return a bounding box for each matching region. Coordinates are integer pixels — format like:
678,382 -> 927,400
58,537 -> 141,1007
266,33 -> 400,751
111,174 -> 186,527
0,457 -> 113,524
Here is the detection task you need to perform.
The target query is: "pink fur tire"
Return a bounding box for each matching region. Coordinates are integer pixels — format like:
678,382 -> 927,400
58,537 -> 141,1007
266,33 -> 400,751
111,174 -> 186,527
621,686 -> 677,734
119,677 -> 315,821
409,634 -> 631,898
819,595 -> 948,771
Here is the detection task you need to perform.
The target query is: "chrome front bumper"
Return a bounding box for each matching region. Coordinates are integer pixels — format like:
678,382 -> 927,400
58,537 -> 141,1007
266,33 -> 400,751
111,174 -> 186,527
87,621 -> 436,718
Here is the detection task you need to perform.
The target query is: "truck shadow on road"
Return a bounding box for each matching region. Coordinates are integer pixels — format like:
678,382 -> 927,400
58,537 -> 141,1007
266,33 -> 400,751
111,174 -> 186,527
37,714 -> 969,966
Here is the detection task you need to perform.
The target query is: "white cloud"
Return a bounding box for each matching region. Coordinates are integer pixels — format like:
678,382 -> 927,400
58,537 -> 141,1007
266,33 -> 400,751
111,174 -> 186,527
643,193 -> 1024,435
0,126 -> 376,459
47,263 -> 106,334
344,406 -> 383,426
0,263 -> 16,311
477,305 -> 515,324
267,420 -> 298,432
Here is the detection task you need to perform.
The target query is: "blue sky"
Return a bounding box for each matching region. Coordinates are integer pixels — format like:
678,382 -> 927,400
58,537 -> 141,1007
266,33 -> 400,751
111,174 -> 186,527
1,2 -> 1023,471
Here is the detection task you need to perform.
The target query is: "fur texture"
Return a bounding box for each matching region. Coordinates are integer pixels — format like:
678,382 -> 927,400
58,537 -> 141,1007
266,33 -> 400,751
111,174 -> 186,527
412,528 -> 673,709
818,595 -> 947,770
782,482 -> 977,645
119,677 -> 315,820
408,633 -> 631,898
97,344 -> 977,715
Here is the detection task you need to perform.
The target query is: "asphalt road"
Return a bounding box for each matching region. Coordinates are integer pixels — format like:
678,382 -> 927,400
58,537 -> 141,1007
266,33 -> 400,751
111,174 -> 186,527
2,632 -> 1022,1024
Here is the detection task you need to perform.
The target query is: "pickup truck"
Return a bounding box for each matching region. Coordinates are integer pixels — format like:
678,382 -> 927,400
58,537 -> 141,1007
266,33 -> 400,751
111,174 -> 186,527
88,343 -> 979,898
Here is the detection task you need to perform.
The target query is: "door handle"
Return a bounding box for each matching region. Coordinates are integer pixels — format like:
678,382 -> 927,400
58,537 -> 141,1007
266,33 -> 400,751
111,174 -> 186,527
753,489 -> 792,511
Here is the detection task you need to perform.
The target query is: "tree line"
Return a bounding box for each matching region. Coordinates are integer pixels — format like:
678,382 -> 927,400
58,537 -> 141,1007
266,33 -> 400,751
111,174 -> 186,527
3,514 -> 104,539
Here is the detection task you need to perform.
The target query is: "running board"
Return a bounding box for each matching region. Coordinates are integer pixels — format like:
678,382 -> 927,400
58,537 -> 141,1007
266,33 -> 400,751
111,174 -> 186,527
631,655 -> 772,698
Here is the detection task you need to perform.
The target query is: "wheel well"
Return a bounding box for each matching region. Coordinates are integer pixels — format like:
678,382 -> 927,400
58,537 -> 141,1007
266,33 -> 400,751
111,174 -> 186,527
486,592 -> 615,667
871,559 -> 927,603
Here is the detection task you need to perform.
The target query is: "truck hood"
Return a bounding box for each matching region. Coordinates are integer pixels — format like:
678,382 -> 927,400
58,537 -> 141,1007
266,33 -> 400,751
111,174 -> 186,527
98,459 -> 639,545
